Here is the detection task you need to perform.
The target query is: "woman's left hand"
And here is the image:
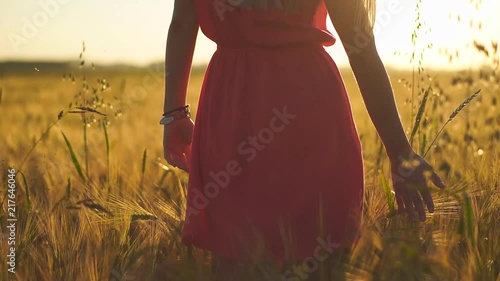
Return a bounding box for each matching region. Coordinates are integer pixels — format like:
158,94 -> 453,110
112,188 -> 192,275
390,151 -> 445,221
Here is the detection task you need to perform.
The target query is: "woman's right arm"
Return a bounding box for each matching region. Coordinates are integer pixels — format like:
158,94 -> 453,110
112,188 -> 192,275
163,0 -> 198,171
164,0 -> 198,113
324,0 -> 445,221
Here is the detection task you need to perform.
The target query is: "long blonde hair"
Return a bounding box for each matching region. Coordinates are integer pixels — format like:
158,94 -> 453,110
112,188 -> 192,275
355,0 -> 376,30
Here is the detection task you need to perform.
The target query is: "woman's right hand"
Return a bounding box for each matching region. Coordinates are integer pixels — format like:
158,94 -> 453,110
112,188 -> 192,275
163,117 -> 194,172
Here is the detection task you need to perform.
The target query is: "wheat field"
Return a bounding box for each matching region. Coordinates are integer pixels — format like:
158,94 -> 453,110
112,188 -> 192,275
0,60 -> 499,281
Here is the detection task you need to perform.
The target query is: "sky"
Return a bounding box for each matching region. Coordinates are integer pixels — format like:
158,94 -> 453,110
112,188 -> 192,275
0,0 -> 499,69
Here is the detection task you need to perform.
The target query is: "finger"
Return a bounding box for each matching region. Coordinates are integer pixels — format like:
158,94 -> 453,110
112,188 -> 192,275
421,161 -> 445,188
185,144 -> 192,171
396,193 -> 406,215
410,188 -> 426,221
168,151 -> 190,172
421,160 -> 433,171
430,172 -> 445,189
185,144 -> 192,165
394,186 -> 406,215
167,152 -> 182,168
177,153 -> 190,172
402,191 -> 416,221
420,187 -> 434,213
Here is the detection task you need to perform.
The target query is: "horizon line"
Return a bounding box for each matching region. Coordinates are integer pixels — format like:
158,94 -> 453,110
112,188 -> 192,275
0,58 -> 494,72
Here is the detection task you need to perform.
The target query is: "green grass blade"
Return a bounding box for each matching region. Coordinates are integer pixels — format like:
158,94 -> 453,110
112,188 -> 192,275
83,119 -> 89,180
381,173 -> 395,212
61,130 -> 86,183
140,149 -> 147,189
103,123 -> 110,182
462,192 -> 475,248
17,171 -> 31,211
419,132 -> 427,156
409,86 -> 431,144
66,177 -> 71,198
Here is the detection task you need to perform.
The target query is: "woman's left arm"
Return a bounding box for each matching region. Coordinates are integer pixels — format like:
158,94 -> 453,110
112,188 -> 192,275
325,0 -> 445,221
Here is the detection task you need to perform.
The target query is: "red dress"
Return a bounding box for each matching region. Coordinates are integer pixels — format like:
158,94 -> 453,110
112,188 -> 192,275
182,0 -> 365,261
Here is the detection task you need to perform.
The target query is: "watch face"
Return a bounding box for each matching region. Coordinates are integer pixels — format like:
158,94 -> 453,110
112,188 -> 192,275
160,116 -> 174,125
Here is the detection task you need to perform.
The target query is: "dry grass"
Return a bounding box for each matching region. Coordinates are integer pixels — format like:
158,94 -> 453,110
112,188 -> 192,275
0,65 -> 499,281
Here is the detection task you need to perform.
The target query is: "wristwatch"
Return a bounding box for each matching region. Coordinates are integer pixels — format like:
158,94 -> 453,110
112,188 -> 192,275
159,116 -> 177,125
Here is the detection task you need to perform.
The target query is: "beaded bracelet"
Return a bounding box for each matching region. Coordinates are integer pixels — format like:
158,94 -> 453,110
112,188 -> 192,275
163,105 -> 189,117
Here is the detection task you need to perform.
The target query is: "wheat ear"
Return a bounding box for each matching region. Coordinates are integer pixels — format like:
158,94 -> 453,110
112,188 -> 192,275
424,89 -> 481,157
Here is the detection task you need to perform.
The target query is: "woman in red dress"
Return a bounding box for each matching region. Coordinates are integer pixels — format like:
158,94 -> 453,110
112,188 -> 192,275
162,0 -> 445,279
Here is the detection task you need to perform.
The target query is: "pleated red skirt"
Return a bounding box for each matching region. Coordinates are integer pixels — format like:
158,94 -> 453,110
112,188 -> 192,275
181,0 -> 364,261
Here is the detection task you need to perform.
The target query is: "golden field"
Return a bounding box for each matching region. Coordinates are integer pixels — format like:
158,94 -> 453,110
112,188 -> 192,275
0,60 -> 499,281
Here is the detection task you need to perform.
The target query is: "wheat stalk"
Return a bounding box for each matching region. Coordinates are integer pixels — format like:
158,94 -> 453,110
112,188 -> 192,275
424,88 -> 481,157
410,85 -> 431,145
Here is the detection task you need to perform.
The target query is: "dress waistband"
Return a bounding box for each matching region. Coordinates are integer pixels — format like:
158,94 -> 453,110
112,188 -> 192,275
216,43 -> 324,52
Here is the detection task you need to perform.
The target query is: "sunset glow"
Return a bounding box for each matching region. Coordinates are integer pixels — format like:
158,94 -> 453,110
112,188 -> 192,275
0,0 -> 498,69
